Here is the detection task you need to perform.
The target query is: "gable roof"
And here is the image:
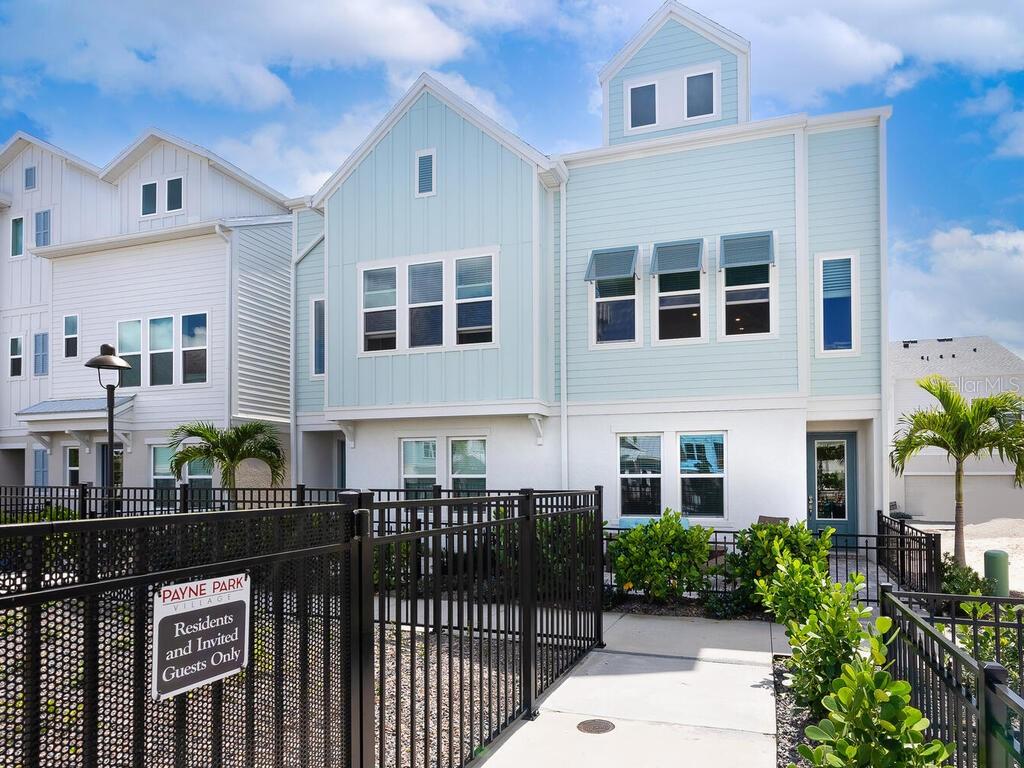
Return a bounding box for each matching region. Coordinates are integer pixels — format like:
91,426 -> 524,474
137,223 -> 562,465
0,131 -> 102,175
101,127 -> 288,207
311,73 -> 562,208
598,1 -> 750,85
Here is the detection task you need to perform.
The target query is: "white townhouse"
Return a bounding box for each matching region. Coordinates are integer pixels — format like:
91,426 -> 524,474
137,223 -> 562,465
0,129 -> 293,489
889,337 -> 1024,524
292,1 -> 892,535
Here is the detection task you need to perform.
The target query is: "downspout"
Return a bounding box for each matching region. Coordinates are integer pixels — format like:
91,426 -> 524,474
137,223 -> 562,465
215,223 -> 232,437
559,180 -> 568,488
288,212 -> 299,486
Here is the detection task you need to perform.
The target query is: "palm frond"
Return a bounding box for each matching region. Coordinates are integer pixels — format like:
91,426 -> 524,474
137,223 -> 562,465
167,420 -> 286,489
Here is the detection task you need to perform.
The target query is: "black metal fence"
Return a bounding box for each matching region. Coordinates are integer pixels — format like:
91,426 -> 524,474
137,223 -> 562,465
0,488 -> 602,767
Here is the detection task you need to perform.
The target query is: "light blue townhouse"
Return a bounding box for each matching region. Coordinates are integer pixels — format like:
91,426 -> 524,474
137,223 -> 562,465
292,1 -> 890,534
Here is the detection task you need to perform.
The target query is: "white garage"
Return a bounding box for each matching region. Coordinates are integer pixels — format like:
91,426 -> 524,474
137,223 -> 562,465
904,474 -> 1024,524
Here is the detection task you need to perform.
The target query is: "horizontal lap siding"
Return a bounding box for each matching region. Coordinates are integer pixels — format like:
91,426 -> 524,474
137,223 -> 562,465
565,133 -> 798,401
608,18 -> 738,145
326,92 -> 536,408
808,127 -> 882,396
295,228 -> 324,413
234,222 -> 291,421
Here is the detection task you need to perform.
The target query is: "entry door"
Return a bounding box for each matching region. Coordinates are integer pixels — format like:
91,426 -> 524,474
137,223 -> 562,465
806,432 -> 858,536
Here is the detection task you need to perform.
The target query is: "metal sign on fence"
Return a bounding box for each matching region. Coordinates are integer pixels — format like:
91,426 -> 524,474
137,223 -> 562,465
151,573 -> 250,700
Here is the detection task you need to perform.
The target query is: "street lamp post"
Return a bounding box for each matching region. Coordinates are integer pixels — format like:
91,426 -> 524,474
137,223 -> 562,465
84,344 -> 131,516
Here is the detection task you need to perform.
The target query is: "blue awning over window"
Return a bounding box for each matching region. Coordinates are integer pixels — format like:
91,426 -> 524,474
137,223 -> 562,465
720,232 -> 774,269
822,258 -> 852,299
651,240 -> 703,274
584,246 -> 637,282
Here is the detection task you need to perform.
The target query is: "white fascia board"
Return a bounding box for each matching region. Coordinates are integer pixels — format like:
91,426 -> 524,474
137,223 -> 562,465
31,221 -> 219,259
806,106 -> 892,133
221,214 -> 293,227
566,393 -> 809,418
0,131 -> 102,175
311,73 -> 555,208
324,399 -> 554,422
598,2 -> 750,85
101,127 -> 288,206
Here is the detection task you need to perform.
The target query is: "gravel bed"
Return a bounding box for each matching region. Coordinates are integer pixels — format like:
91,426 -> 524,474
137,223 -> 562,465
609,595 -> 769,621
774,656 -> 814,768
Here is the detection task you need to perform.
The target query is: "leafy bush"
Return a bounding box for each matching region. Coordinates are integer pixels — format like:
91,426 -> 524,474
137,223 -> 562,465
754,539 -> 830,625
729,521 -> 832,608
698,587 -> 748,619
785,573 -> 870,716
938,553 -> 994,596
608,511 -> 713,602
937,600 -> 1023,692
794,617 -> 954,768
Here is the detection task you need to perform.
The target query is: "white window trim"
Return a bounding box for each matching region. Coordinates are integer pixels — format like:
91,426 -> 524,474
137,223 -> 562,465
140,180 -> 159,218
407,259 -> 445,350
180,311 -> 209,386
414,148 -> 437,198
813,438 -> 850,523
617,432 -> 663,518
8,335 -> 24,380
165,176 -> 184,213
448,436 -> 487,490
34,209 -> 51,247
650,239 -> 708,347
64,444 -> 80,486
453,253 -> 496,348
400,437 -> 438,487
624,78 -> 659,133
677,430 -> 729,523
587,266 -> 642,352
683,63 -> 722,125
10,215 -> 25,259
815,250 -> 860,358
116,318 -> 143,388
62,314 -> 80,359
310,295 -> 326,379
24,165 -> 36,191
357,246 -> 500,358
715,232 -> 779,343
148,315 -> 174,386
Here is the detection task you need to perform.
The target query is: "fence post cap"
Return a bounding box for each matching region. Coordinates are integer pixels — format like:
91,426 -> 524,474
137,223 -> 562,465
880,582 -> 894,595
982,661 -> 1009,685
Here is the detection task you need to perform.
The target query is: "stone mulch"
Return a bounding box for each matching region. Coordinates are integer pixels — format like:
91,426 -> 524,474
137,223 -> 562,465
774,656 -> 814,768
609,594 -> 769,621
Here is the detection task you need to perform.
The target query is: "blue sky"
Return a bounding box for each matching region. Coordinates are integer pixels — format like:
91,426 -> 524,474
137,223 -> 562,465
1,1 -> 1022,355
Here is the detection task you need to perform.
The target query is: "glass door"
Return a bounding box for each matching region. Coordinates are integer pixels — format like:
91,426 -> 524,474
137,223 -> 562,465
806,432 -> 857,536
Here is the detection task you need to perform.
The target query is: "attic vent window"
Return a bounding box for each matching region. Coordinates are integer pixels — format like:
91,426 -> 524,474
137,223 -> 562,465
24,166 -> 36,191
415,149 -> 436,197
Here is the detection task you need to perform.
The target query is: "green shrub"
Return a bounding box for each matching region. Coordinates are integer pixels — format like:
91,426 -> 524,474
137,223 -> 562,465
938,553 -> 995,596
608,511 -> 713,602
937,600 -> 1023,691
729,521 -> 832,608
785,573 -> 870,716
794,617 -> 954,768
754,539 -> 830,625
698,587 -> 747,619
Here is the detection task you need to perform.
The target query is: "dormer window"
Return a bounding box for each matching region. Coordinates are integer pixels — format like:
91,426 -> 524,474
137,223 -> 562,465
685,71 -> 715,118
166,177 -> 183,212
628,83 -> 657,129
141,182 -> 157,216
24,166 -> 36,191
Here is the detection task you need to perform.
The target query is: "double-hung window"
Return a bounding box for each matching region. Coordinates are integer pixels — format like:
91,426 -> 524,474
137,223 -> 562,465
450,438 -> 486,495
149,316 -> 173,386
586,246 -> 639,346
65,446 -> 80,485
152,446 -> 178,508
651,240 -> 703,342
181,313 -> 208,384
32,332 -> 48,376
24,166 -> 36,191
363,267 -> 397,351
166,177 -> 183,212
312,298 -> 325,376
34,210 -> 50,247
141,182 -> 157,216
33,448 -> 48,486
619,435 -> 661,517
408,262 -> 443,348
10,217 -> 23,258
8,337 -> 22,378
818,252 -> 858,353
679,433 -> 726,518
455,255 -> 493,345
63,315 -> 78,358
720,232 -> 774,337
628,82 -> 657,129
117,320 -> 142,387
401,438 -> 436,496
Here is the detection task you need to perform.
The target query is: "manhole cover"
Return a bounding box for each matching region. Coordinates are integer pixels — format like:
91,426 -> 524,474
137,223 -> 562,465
577,719 -> 615,734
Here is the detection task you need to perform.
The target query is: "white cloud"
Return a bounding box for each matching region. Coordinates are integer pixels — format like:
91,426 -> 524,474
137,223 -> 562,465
962,83 -> 1015,116
890,227 -> 1024,357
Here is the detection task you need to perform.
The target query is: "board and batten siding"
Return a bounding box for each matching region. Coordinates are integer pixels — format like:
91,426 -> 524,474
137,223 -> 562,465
808,126 -> 882,396
564,133 -> 798,401
50,234 -> 229,430
325,91 -> 537,409
295,208 -> 325,414
607,18 -> 739,146
234,222 -> 292,422
0,306 -> 50,435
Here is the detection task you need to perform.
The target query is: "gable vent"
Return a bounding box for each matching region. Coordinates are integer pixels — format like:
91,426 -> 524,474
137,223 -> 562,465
416,151 -> 435,196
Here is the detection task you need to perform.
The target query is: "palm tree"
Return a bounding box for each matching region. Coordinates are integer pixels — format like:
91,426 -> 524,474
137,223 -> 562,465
890,375 -> 1024,565
167,421 -> 286,494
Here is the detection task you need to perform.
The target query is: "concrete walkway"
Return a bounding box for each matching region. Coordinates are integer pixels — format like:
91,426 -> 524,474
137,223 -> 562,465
480,613 -> 788,767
